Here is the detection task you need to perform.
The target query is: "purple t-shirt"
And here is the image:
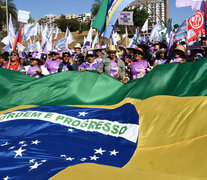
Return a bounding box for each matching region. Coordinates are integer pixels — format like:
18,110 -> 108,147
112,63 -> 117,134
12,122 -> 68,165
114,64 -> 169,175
44,59 -> 63,74
80,61 -> 100,71
95,58 -> 103,64
130,60 -> 148,79
27,66 -> 41,78
170,58 -> 183,63
154,59 -> 167,65
110,60 -> 118,77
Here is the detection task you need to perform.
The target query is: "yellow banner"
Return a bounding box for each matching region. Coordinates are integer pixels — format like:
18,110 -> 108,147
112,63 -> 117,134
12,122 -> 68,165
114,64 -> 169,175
51,96 -> 207,180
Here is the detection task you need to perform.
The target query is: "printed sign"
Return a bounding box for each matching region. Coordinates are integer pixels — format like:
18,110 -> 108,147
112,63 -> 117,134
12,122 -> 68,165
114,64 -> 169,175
118,11 -> 134,26
18,10 -> 30,23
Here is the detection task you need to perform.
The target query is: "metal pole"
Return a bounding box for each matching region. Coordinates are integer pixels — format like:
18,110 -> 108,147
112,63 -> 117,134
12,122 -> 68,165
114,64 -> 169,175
6,0 -> 9,35
137,0 -> 167,26
164,0 -> 169,25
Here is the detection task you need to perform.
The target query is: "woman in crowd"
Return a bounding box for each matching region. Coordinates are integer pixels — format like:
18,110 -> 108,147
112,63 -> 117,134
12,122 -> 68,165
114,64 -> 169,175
153,48 -> 167,67
26,53 -> 49,78
80,50 -> 99,71
97,45 -> 126,81
0,53 -> 8,67
170,45 -> 186,63
58,51 -> 78,72
44,50 -> 63,74
128,47 -> 150,80
188,45 -> 204,62
94,45 -> 103,64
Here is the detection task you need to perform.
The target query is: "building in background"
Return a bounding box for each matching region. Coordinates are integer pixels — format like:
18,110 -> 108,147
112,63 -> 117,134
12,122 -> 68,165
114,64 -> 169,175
129,0 -> 166,26
34,13 -> 91,25
34,12 -> 92,33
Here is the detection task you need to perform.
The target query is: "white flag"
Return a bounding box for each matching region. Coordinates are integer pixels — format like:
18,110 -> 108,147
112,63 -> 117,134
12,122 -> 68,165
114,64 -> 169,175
42,25 -> 49,53
24,23 -> 38,41
17,43 -> 25,53
83,36 -> 87,46
112,32 -> 121,46
47,27 -> 54,52
92,32 -> 99,48
18,10 -> 30,23
54,27 -> 59,40
149,23 -> 162,42
65,27 -> 75,45
122,27 -> 128,39
128,38 -> 134,47
9,14 -> 16,46
141,19 -> 148,32
86,27 -> 93,44
1,35 -> 10,45
35,41 -> 42,52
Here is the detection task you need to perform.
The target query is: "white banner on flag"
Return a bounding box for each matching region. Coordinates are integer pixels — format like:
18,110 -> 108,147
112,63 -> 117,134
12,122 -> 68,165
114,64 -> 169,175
18,10 -> 30,23
118,11 -> 134,26
188,28 -> 196,40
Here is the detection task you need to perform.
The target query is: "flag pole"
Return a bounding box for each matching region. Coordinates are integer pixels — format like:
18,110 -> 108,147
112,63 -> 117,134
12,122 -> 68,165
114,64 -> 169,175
6,0 -> 9,35
125,26 -> 128,47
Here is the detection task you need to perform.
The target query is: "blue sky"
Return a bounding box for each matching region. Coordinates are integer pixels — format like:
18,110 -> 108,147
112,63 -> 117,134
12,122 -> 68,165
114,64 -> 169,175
13,0 -> 196,25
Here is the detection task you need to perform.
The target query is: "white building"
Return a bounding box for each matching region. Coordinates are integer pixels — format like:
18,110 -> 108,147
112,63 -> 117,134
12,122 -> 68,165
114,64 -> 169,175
65,14 -> 78,19
33,12 -> 92,33
78,13 -> 92,23
129,0 -> 165,25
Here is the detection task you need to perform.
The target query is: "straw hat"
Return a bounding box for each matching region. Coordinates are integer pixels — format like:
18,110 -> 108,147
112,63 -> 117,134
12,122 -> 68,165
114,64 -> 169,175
108,45 -> 117,52
74,43 -> 81,49
155,48 -> 167,55
94,45 -> 103,50
133,47 -> 144,55
126,44 -> 138,50
173,45 -> 186,54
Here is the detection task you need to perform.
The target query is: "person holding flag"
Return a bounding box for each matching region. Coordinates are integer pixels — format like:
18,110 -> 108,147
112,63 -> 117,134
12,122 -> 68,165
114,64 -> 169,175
2,51 -> 25,72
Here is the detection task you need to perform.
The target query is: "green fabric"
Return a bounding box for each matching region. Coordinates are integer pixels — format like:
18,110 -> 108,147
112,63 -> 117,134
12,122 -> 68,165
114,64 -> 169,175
92,0 -> 111,31
1,59 -> 207,111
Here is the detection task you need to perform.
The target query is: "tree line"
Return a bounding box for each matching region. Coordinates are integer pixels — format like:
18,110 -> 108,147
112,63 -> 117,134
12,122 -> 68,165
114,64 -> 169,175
0,0 -> 150,36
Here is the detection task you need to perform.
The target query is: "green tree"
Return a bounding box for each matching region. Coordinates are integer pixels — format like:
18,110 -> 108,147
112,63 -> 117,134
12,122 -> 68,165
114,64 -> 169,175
81,21 -> 91,31
91,0 -> 102,17
54,16 -> 80,32
0,0 -> 17,32
123,6 -> 151,29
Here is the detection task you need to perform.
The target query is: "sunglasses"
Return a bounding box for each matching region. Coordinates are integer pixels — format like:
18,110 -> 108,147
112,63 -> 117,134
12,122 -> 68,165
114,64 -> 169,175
134,52 -> 143,55
11,54 -> 17,56
95,50 -> 101,52
87,55 -> 94,58
64,55 -> 70,57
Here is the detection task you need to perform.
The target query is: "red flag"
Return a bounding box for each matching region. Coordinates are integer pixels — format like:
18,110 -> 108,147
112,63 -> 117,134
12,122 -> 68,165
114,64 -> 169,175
188,10 -> 205,42
13,28 -> 22,51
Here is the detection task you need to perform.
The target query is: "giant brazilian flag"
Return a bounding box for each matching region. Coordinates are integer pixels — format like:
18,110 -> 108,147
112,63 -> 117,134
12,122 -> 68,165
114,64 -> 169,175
0,60 -> 207,180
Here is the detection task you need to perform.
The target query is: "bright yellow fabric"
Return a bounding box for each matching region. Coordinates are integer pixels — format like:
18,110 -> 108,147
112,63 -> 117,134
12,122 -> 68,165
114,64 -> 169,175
12,96 -> 207,180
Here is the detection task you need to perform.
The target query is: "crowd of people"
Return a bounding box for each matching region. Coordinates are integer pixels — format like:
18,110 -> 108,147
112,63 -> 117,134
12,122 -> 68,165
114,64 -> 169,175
0,37 -> 207,83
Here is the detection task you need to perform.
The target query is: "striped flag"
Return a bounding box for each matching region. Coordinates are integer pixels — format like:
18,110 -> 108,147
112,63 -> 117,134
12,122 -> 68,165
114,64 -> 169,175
174,20 -> 188,41
55,38 -> 67,50
65,27 -> 75,46
92,0 -> 134,39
